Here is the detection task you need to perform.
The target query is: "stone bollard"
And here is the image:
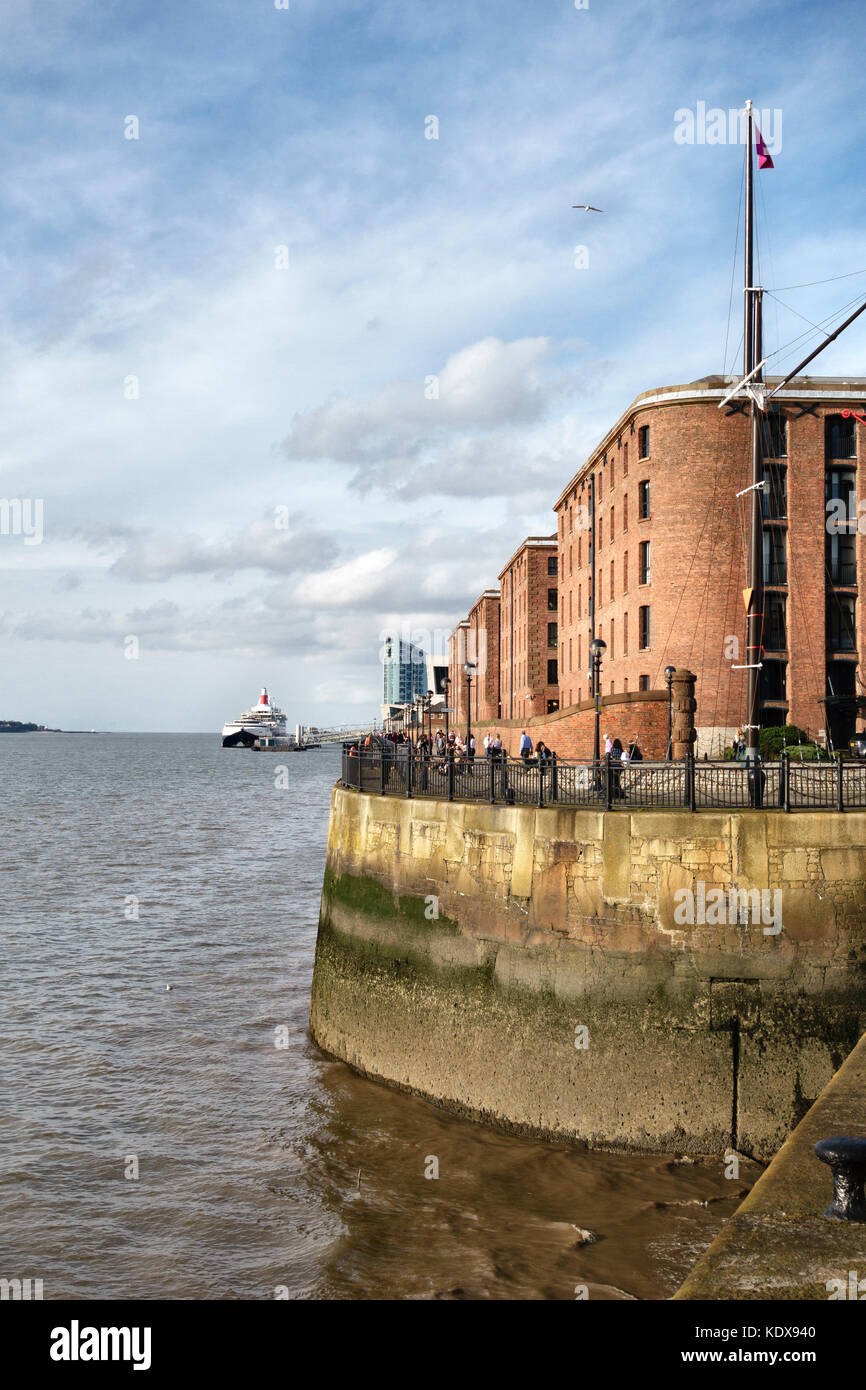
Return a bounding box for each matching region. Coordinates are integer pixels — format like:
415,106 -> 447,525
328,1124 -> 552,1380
671,668 -> 697,761
814,1136 -> 866,1221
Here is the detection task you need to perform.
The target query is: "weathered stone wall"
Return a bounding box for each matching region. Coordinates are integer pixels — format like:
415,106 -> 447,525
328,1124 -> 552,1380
675,1030 -> 866,1300
311,787 -> 866,1159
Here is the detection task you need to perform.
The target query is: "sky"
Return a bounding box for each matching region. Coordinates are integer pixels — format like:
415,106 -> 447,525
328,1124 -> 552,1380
2,0 -> 866,731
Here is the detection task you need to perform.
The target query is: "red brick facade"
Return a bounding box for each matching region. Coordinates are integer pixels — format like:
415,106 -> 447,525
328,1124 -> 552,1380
467,589 -> 501,724
497,536 -> 560,721
554,377 -> 866,753
467,691 -> 669,760
443,376 -> 866,757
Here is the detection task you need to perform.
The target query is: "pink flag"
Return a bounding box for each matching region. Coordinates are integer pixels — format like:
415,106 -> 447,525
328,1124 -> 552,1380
754,124 -> 774,169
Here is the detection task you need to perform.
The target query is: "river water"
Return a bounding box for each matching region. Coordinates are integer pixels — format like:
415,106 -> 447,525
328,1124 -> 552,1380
0,733 -> 758,1300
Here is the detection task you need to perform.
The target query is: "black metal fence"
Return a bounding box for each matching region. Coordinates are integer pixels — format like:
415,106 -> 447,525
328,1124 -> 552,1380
341,745 -> 866,812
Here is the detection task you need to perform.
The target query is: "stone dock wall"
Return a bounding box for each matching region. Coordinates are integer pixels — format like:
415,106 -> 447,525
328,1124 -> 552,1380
310,786 -> 866,1159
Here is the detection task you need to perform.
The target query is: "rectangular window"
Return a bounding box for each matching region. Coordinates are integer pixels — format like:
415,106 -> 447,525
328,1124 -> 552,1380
547,658 -> 559,684
762,463 -> 788,520
548,621 -> 558,647
578,633 -> 581,672
610,559 -> 614,596
577,536 -> 582,567
596,470 -> 602,498
597,570 -> 602,606
547,587 -> 558,611
610,504 -> 615,535
827,595 -> 856,651
765,594 -> 786,650
623,676 -> 629,693
638,479 -> 650,519
639,674 -> 650,691
639,539 -> 651,585
610,618 -> 614,660
639,605 -> 651,650
548,554 -> 558,575
623,493 -> 628,531
599,512 -> 603,546
826,414 -> 857,461
760,658 -> 787,700
569,637 -> 573,672
623,613 -> 628,656
610,459 -> 615,486
761,408 -> 787,459
763,529 -> 787,585
638,424 -> 650,459
622,443 -> 627,475
623,551 -> 628,593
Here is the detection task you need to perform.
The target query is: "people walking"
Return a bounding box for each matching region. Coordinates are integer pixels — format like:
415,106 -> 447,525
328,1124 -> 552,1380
610,738 -> 626,799
627,735 -> 643,762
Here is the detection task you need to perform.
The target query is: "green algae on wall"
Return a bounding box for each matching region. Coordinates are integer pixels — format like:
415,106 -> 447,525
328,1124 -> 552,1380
310,785 -> 866,1158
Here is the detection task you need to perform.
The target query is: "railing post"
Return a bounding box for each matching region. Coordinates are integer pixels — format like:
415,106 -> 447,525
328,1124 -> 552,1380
537,758 -> 544,809
447,746 -> 454,802
488,756 -> 495,804
605,753 -> 612,811
687,750 -> 696,812
838,753 -> 845,812
551,753 -> 558,804
406,747 -> 413,799
783,751 -> 791,812
380,749 -> 386,796
779,751 -> 786,810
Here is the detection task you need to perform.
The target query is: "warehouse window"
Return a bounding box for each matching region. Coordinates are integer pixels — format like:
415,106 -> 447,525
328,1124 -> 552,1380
639,605 -> 651,650
638,479 -> 650,519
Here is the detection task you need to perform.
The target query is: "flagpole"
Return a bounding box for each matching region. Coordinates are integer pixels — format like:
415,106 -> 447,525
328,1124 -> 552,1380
744,99 -> 763,764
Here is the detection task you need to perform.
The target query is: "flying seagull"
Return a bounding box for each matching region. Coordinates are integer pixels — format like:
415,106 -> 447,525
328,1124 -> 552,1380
573,203 -> 603,212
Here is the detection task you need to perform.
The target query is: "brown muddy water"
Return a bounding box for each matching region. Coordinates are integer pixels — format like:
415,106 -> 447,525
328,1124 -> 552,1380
0,734 -> 760,1300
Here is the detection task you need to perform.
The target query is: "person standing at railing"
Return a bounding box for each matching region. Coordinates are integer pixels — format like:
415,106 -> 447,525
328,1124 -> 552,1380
483,732 -> 492,759
627,736 -> 643,762
492,732 -> 503,761
611,738 -> 626,800
519,730 -> 533,763
468,734 -> 476,764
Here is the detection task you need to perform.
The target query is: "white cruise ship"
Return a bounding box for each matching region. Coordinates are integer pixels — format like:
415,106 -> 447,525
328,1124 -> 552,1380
222,688 -> 288,741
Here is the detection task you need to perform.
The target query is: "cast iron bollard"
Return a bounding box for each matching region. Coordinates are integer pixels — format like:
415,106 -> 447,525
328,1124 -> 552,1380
814,1136 -> 866,1221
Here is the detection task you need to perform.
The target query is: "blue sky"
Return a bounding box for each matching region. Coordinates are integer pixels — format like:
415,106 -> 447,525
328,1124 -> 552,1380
1,0 -> 865,731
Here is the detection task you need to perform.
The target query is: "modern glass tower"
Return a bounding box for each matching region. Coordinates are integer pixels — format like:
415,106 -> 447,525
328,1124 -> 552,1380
382,636 -> 427,706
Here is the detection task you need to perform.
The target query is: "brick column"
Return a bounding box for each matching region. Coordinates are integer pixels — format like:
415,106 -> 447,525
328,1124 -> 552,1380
671,668 -> 697,760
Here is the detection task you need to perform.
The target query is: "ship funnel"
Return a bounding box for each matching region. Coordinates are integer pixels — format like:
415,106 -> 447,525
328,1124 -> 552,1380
260,688 -> 268,705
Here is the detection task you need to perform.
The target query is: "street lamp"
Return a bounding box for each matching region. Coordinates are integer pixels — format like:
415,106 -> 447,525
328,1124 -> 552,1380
441,675 -> 451,744
664,665 -> 676,760
589,637 -> 606,763
463,661 -> 477,756
425,689 -> 433,747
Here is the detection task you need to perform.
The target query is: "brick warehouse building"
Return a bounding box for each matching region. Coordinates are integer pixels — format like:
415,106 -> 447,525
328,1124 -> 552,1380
498,536 -> 560,721
554,375 -> 866,753
445,374 -> 866,757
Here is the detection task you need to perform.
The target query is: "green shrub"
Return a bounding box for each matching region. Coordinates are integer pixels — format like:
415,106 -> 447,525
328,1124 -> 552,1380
759,724 -> 811,759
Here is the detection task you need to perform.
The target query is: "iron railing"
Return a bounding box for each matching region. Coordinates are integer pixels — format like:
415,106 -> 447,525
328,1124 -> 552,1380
340,746 -> 866,812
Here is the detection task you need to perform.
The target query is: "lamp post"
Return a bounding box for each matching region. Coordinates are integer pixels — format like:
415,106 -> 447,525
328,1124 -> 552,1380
441,675 -> 450,744
425,689 -> 433,747
664,665 -> 676,760
589,637 -> 606,763
463,661 -> 477,755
